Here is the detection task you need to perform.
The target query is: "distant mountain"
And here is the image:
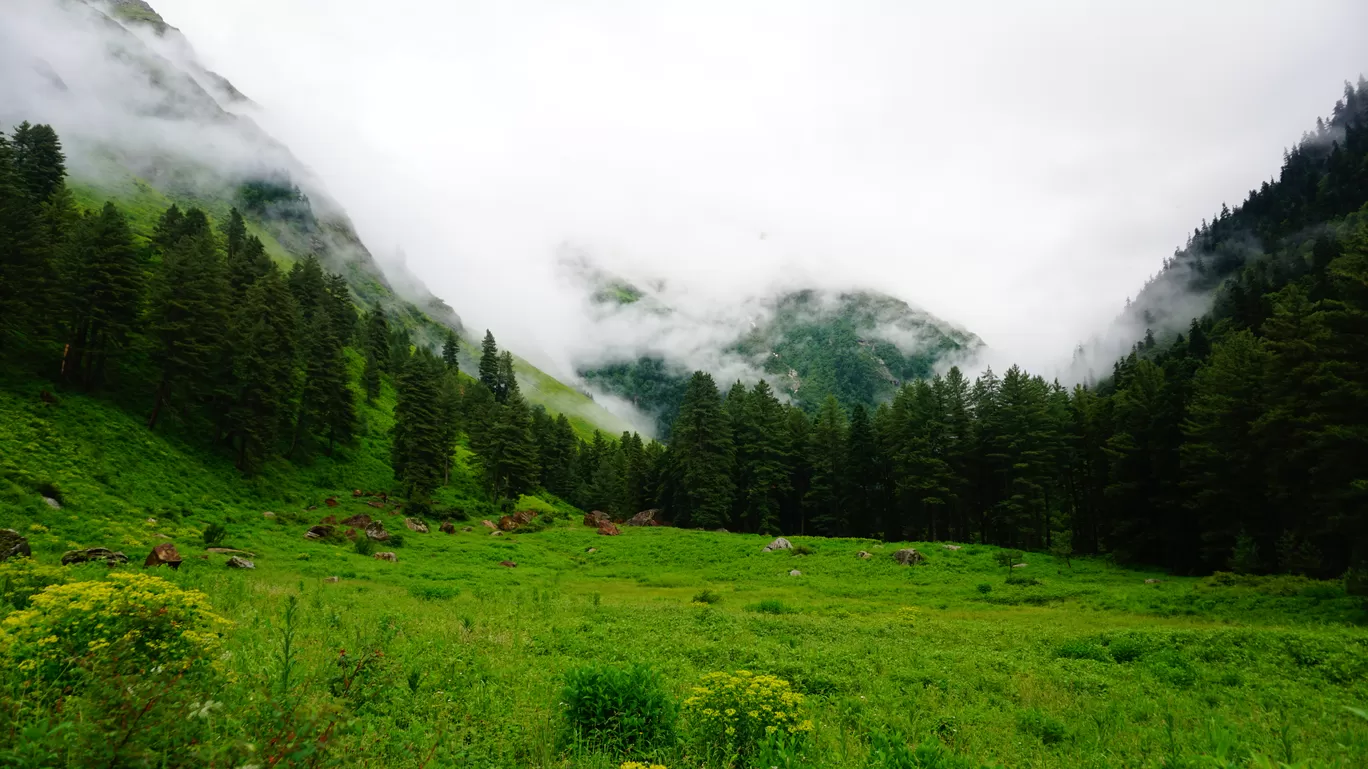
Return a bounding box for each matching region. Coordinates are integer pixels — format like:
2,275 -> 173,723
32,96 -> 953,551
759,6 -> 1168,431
573,266 -> 982,436
2,0 -> 627,437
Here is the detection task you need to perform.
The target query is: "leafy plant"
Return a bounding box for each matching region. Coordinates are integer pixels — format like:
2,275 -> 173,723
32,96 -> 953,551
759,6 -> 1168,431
354,534 -> 376,556
975,583 -> 992,595
692,589 -> 722,605
561,664 -> 677,756
201,522 -> 228,547
749,599 -> 798,615
681,670 -> 812,761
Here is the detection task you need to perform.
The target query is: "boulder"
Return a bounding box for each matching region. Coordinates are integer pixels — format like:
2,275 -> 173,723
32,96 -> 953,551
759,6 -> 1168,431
583,511 -> 611,527
857,550 -> 872,560
714,528 -> 729,533
365,521 -> 390,541
373,552 -> 398,562
586,547 -> 598,554
789,569 -> 802,577
226,556 -> 254,569
512,509 -> 538,526
1012,563 -> 1027,569
344,528 -> 357,540
143,543 -> 182,569
145,517 -> 157,526
42,496 -> 61,509
498,515 -> 518,532
490,530 -> 504,537
762,537 -> 793,553
262,511 -> 276,520
325,497 -> 338,508
462,526 -> 473,533
405,518 -> 430,534
325,576 -> 340,583
304,525 -> 334,540
0,529 -> 32,562
352,489 -> 364,497
892,548 -> 924,566
597,522 -> 621,536
480,520 -> 498,530
61,548 -> 128,566
366,500 -> 385,509
625,509 -> 662,527
318,514 -> 338,525
439,521 -> 456,534
942,544 -> 962,551
1144,578 -> 1165,584
341,513 -> 372,527
499,560 -> 517,568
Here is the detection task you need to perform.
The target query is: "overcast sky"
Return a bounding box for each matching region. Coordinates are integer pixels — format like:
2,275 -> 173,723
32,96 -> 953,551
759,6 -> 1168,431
154,0 -> 1368,376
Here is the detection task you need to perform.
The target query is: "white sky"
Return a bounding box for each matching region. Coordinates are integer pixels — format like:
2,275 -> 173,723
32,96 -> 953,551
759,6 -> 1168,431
153,0 -> 1368,376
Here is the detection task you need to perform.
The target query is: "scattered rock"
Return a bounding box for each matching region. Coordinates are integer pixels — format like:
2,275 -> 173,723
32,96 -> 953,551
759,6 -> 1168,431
43,496 -> 61,509
499,560 -> 517,568
462,526 -> 473,533
206,548 -> 256,557
480,520 -> 497,530
405,518 -> 429,534
586,547 -> 597,554
714,528 -> 729,533
439,521 -> 456,534
365,521 -> 390,541
143,543 -> 182,569
512,509 -> 538,526
857,550 -> 872,559
318,514 -> 338,525
352,489 -> 364,497
325,497 -> 338,508
942,544 -> 962,551
490,530 -> 504,537
584,511 -> 611,527
762,537 -> 793,553
498,515 -> 518,532
625,509 -> 662,527
262,511 -> 276,519
341,513 -> 372,527
145,517 -> 157,526
304,525 -> 334,540
226,556 -> 255,569
366,500 -> 385,509
325,576 -> 340,583
1012,563 -> 1028,569
789,569 -> 802,577
0,529 -> 31,562
597,522 -> 621,536
344,527 -> 357,540
892,548 -> 924,566
373,552 -> 398,562
1144,578 -> 1165,584
61,548 -> 128,566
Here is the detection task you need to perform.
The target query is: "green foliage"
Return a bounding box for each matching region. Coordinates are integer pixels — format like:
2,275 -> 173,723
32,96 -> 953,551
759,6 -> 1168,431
681,671 -> 811,760
353,534 -> 376,556
560,663 -> 677,756
0,559 -> 63,613
202,522 -> 228,547
691,588 -> 722,604
749,599 -> 797,615
1017,708 -> 1069,745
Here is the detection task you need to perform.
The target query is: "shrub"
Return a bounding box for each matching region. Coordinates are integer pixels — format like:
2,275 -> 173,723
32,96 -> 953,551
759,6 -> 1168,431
387,531 -> 406,548
1108,637 -> 1147,663
354,535 -> 376,556
681,670 -> 812,760
202,522 -> 228,547
976,583 -> 992,595
1005,575 -> 1041,586
1056,640 -> 1110,662
409,585 -> 459,601
561,663 -> 677,755
749,599 -> 797,615
692,589 -> 722,604
1017,708 -> 1068,745
0,558 -> 64,612
619,764 -> 667,769
791,544 -> 816,556
0,573 -> 230,686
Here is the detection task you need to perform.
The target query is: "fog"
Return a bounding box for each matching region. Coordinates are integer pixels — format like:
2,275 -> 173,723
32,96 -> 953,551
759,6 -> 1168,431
24,0 -> 1368,382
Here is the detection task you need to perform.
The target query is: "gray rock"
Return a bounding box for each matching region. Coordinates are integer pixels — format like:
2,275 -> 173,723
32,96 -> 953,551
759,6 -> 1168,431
1012,563 -> 1028,569
892,548 -> 924,566
373,552 -> 398,562
365,521 -> 390,541
61,547 -> 128,566
226,556 -> 254,569
762,537 -> 793,553
857,550 -> 872,559
304,525 -> 334,540
942,544 -> 962,551
42,496 -> 61,509
1144,578 -> 1164,584
325,576 -> 340,583
404,518 -> 429,534
0,529 -> 31,562
789,569 -> 802,577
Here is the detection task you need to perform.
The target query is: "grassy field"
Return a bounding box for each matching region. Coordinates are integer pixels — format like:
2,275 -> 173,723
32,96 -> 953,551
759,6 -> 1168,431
2,378 -> 1367,767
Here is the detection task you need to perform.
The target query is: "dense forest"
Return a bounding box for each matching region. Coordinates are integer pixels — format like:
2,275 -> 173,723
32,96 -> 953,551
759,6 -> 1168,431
3,76 -> 1367,583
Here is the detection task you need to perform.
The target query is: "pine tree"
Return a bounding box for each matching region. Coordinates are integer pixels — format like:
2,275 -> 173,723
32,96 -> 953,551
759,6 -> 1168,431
60,203 -> 143,387
664,372 -> 734,529
496,350 -> 518,403
288,255 -> 328,324
0,128 -> 52,346
364,305 -> 391,373
806,395 -> 847,536
442,330 -> 460,371
479,390 -> 541,501
293,310 -> 356,456
228,266 -> 299,472
733,381 -> 790,534
10,122 -> 66,202
844,403 -> 879,538
392,349 -> 446,507
362,351 -> 381,403
435,368 -> 461,485
479,330 -> 500,394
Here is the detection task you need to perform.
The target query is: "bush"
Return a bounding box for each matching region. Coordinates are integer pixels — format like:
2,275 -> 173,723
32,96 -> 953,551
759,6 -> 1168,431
354,535 -> 376,556
791,544 -> 816,556
1017,708 -> 1068,745
387,531 -> 406,548
692,589 -> 722,605
976,583 -> 992,595
0,573 -> 230,686
561,663 -> 677,756
1108,637 -> 1147,663
749,599 -> 797,615
0,558 -> 64,613
1005,575 -> 1041,586
202,522 -> 228,547
1055,640 -> 1110,662
682,670 -> 812,760
408,585 -> 459,601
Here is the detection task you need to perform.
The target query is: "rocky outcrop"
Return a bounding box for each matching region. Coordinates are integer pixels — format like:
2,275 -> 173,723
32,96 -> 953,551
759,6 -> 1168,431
625,509 -> 663,526
584,511 -> 611,527
892,548 -> 924,565
405,518 -> 429,534
762,537 -> 793,553
226,556 -> 254,569
304,525 -> 334,540
365,521 -> 390,541
480,520 -> 497,531
143,543 -> 182,569
597,522 -> 621,536
373,552 -> 398,562
0,529 -> 31,562
498,515 -> 518,532
512,510 -> 538,526
342,514 -> 372,527
439,521 -> 455,534
61,548 -> 128,566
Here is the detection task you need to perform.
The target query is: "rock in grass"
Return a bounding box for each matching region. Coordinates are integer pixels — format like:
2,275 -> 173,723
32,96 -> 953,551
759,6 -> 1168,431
586,547 -> 597,554
342,513 -> 372,527
0,529 -> 32,562
325,497 -> 338,507
943,544 -> 962,551
206,547 -> 256,557
373,552 -> 398,562
304,525 -> 334,540
262,511 -> 276,519
405,518 -> 429,534
597,522 -> 621,536
143,543 -> 182,569
490,530 -> 504,537
226,556 -> 254,569
500,560 -> 517,568
42,496 -> 61,509
61,548 -> 128,566
625,509 -> 662,526
584,511 -> 610,527
857,550 -> 872,559
462,526 -> 473,532
440,521 -> 455,534
1012,563 -> 1027,569
789,569 -> 802,577
892,548 -> 924,566
325,576 -> 340,583
365,521 -> 390,541
762,537 -> 793,553
498,515 -> 518,531
513,510 -> 538,526
1145,578 -> 1165,584
480,519 -> 497,531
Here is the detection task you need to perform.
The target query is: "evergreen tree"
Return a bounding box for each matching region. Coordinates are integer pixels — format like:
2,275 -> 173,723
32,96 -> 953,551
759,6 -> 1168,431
228,266 -> 299,472
442,330 -> 460,371
10,122 -> 66,202
496,350 -> 518,403
362,351 -> 382,403
293,310 -> 356,456
364,305 -> 391,373
733,381 -> 790,535
59,203 -> 143,387
664,372 -> 734,529
806,395 -> 847,536
479,390 -> 541,501
479,330 -> 500,394
392,349 -> 446,507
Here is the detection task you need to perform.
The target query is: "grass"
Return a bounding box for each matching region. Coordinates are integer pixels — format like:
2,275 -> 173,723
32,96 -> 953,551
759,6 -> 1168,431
1,377 -> 1367,767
